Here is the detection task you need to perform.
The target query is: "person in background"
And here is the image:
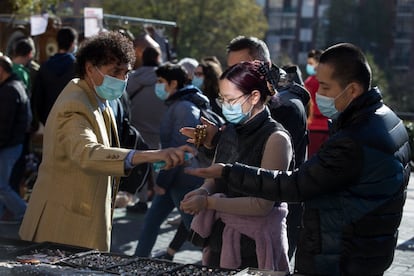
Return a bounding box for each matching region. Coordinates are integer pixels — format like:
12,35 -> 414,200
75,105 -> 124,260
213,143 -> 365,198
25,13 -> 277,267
18,31 -> 193,252
0,55 -> 30,224
32,26 -> 78,126
181,61 -> 292,271
178,57 -> 199,83
127,46 -> 165,149
11,38 -> 34,94
134,62 -> 204,258
9,38 -> 34,199
125,46 -> 167,213
152,57 -> 220,261
192,57 -> 223,116
165,57 -> 199,227
152,58 -> 195,259
185,43 -> 411,276
305,49 -> 329,158
132,33 -> 161,70
226,35 -> 308,260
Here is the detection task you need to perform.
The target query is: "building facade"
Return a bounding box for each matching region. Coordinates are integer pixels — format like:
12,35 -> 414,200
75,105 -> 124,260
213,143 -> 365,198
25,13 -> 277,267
263,0 -> 414,72
263,0 -> 330,66
392,0 -> 414,71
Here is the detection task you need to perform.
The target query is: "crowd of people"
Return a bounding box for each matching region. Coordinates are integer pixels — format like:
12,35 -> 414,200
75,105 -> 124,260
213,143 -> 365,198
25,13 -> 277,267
0,25 -> 411,276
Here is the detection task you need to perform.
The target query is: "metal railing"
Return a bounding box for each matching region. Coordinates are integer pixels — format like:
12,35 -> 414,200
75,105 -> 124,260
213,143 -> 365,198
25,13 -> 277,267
397,112 -> 414,121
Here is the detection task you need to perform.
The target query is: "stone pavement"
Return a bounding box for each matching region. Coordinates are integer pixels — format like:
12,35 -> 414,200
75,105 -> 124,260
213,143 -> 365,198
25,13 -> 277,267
110,204 -> 203,265
1,172 -> 414,274
385,171 -> 414,276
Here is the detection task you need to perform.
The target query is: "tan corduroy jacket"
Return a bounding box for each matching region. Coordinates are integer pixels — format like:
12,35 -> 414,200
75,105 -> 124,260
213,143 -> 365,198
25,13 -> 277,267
19,78 -> 130,251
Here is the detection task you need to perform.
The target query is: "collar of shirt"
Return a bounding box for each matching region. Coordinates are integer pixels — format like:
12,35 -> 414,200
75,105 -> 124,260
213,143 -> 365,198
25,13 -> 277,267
95,95 -> 108,112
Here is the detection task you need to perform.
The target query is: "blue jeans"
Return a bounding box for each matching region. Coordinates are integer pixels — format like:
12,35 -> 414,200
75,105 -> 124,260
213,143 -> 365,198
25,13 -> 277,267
134,179 -> 201,257
0,144 -> 27,220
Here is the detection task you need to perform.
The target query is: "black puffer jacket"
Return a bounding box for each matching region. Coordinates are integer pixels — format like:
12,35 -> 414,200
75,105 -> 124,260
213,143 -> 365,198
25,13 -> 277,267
269,82 -> 310,168
0,74 -> 30,149
222,87 -> 411,275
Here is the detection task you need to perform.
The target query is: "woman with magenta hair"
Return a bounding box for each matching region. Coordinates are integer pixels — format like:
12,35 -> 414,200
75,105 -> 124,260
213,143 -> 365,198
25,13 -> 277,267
181,61 -> 293,272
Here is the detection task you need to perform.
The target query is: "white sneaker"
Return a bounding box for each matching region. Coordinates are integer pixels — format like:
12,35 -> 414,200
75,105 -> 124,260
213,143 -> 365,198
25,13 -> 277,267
166,215 -> 181,226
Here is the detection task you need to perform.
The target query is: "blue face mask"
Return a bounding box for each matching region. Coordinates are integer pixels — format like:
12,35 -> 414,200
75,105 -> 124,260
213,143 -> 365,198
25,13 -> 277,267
306,64 -> 316,76
221,95 -> 252,124
154,83 -> 169,100
315,85 -> 350,119
315,93 -> 338,119
94,68 -> 127,101
192,76 -> 204,89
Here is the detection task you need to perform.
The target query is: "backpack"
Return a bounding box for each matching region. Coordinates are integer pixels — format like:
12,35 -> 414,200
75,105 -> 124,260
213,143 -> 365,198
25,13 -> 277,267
184,92 -> 226,166
183,90 -> 226,127
199,106 -> 226,127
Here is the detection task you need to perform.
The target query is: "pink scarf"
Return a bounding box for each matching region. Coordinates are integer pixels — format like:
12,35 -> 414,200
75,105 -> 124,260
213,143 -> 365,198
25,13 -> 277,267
191,193 -> 290,271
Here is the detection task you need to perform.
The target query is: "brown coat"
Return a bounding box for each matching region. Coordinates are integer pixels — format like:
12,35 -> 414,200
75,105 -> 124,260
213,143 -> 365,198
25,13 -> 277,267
19,79 -> 130,251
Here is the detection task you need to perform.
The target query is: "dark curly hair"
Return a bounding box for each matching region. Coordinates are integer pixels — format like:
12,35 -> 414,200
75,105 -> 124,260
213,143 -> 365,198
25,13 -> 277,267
75,31 -> 135,78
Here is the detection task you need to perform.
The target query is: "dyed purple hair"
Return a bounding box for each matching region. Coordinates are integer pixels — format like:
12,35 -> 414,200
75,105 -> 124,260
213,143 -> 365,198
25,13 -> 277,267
220,61 -> 271,102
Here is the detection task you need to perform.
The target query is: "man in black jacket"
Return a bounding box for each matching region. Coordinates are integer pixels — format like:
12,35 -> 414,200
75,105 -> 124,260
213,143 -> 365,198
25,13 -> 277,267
0,55 -> 30,223
32,26 -> 78,126
186,43 -> 411,275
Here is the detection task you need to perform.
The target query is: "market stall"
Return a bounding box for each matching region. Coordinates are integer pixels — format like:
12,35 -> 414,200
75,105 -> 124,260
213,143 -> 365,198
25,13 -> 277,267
0,237 -> 289,275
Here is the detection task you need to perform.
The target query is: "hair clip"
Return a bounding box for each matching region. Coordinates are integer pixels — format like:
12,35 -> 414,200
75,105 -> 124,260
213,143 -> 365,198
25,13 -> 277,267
254,61 -> 279,96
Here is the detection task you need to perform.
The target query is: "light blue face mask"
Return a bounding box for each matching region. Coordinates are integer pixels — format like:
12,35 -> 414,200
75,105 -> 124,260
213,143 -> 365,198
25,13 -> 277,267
94,67 -> 127,101
315,93 -> 338,119
192,76 -> 204,89
221,95 -> 252,124
154,83 -> 170,100
315,85 -> 350,119
306,64 -> 316,76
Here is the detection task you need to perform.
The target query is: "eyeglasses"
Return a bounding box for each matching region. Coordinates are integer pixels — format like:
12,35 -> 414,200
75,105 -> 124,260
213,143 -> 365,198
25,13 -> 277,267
216,93 -> 249,107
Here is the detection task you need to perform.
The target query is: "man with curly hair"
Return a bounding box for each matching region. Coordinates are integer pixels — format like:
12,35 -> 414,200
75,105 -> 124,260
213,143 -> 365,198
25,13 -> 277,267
19,31 -> 193,251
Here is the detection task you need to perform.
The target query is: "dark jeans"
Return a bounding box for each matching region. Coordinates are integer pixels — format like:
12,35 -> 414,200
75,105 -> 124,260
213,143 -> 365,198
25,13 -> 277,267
134,180 -> 200,257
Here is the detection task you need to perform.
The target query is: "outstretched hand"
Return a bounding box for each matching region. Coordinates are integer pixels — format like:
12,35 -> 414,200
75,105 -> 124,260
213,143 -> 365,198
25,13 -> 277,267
160,144 -> 197,170
133,144 -> 197,169
184,163 -> 226,179
180,117 -> 222,148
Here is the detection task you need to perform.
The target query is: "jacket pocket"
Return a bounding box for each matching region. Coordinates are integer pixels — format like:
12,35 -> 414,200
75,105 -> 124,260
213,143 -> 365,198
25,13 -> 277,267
35,200 -> 92,248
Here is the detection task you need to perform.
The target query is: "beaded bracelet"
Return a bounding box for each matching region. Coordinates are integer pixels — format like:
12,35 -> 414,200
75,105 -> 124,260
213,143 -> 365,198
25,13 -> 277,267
198,186 -> 211,196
